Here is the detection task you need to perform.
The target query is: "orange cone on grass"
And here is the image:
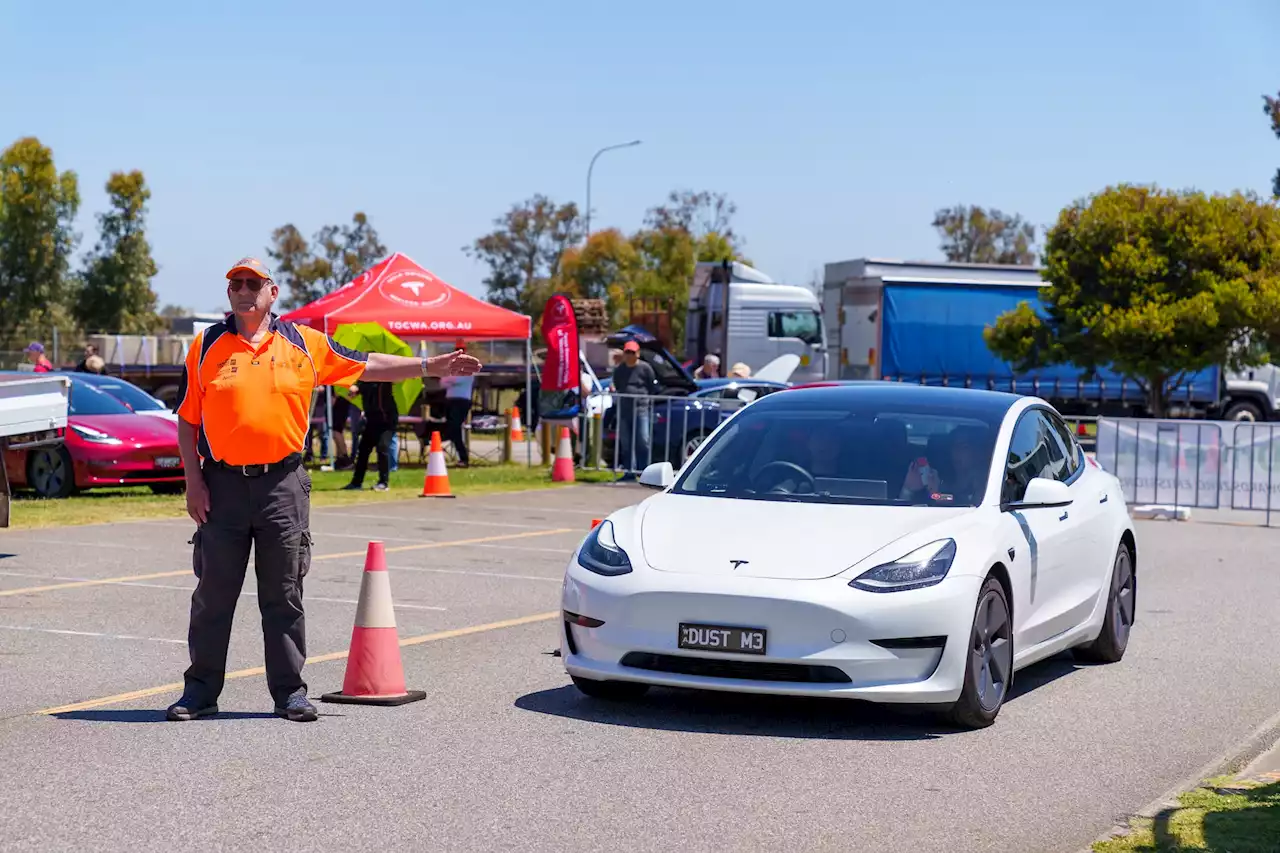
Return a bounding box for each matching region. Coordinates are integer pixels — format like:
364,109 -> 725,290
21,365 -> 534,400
419,431 -> 455,498
320,542 -> 425,706
510,407 -> 525,442
551,426 -> 575,482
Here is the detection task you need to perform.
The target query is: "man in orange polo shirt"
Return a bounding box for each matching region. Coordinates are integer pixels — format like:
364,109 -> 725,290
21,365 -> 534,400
166,256 -> 481,723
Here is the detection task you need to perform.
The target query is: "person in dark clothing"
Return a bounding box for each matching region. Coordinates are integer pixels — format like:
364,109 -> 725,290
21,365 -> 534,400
344,379 -> 399,491
610,340 -> 661,480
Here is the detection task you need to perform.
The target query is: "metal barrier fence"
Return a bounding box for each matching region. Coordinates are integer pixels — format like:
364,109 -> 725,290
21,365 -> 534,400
576,391 -> 745,476
1095,417 -> 1278,525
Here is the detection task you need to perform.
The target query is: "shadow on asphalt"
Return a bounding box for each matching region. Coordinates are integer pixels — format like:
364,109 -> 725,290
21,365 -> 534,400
517,653 -> 1088,740
52,710 -> 278,723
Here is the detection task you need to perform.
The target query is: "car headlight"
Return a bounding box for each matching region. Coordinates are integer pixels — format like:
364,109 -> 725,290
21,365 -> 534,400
849,539 -> 956,593
71,424 -> 123,445
577,519 -> 632,576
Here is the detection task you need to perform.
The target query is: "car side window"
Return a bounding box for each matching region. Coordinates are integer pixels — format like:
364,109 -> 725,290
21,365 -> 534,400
1003,411 -> 1069,502
1043,412 -> 1081,480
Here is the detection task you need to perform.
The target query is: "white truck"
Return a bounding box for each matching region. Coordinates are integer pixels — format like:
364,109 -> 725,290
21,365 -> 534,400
0,375 -> 71,526
683,261 -> 828,384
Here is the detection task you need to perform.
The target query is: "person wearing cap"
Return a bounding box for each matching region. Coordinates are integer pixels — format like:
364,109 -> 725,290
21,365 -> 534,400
609,340 -> 659,480
24,342 -> 53,373
166,256 -> 482,724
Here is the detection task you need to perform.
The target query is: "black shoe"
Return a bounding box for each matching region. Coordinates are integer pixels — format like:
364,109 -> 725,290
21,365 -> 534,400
342,482 -> 363,491
274,692 -> 318,723
166,696 -> 218,721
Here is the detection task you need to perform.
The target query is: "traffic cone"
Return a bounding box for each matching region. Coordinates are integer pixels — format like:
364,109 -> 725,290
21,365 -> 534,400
320,542 -> 426,706
591,518 -> 602,529
419,431 -> 455,498
510,407 -> 525,442
552,426 -> 575,482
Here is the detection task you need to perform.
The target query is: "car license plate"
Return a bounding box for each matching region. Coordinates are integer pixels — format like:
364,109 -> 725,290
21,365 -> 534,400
678,623 -> 767,655
155,457 -> 180,468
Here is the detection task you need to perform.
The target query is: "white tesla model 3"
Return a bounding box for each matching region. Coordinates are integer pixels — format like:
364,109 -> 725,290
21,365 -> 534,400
560,384 -> 1136,728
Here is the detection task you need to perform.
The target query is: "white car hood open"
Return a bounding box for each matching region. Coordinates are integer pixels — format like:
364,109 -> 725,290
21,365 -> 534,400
639,495 -> 975,580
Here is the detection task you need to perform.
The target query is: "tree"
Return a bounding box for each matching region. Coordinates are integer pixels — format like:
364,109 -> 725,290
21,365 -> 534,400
464,194 -> 581,317
0,137 -> 80,336
77,171 -> 162,333
985,185 -> 1280,417
644,189 -> 746,260
267,212 -> 387,309
1266,91 -> 1280,198
159,304 -> 193,318
933,205 -> 1037,265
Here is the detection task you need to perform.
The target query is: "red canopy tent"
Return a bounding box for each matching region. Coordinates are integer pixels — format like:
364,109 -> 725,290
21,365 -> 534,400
282,251 -> 531,339
281,252 -> 534,465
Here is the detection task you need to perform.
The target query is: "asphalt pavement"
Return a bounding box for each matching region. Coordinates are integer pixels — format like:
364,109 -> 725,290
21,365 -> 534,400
1,484 -> 1279,853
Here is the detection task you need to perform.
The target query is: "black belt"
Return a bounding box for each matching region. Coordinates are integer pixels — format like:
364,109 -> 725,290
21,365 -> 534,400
207,453 -> 303,477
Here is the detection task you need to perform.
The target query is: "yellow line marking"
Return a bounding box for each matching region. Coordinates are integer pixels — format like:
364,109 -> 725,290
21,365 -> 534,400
0,570 -> 191,598
0,528 -> 575,598
38,611 -> 559,715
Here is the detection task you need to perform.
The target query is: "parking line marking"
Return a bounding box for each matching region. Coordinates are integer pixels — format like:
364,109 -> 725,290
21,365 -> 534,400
0,570 -> 191,598
313,513 -> 549,530
0,624 -> 187,645
0,529 -> 573,599
37,610 -> 559,715
384,564 -> 562,583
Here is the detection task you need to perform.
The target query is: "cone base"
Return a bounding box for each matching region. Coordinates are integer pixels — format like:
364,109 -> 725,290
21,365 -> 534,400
419,493 -> 457,499
319,689 -> 426,706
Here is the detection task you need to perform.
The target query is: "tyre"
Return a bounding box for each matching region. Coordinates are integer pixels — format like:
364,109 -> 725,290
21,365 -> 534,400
947,577 -> 1014,729
27,446 -> 76,499
1223,400 -> 1264,422
680,430 -> 711,464
150,483 -> 185,495
570,674 -> 650,700
1073,542 -> 1135,664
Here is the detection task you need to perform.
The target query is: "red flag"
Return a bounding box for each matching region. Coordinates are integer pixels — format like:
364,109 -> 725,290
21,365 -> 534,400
540,294 -> 580,393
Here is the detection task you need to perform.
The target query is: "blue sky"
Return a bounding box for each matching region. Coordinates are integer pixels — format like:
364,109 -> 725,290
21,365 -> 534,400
3,0 -> 1278,313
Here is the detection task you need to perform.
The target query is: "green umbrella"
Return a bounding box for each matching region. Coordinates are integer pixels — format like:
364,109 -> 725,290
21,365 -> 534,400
329,322 -> 423,415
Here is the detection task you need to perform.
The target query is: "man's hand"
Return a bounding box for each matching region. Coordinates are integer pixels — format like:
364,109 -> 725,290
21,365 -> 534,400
186,475 -> 210,525
425,350 -> 483,378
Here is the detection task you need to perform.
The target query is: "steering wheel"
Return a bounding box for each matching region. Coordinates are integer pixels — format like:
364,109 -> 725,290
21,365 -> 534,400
752,460 -> 816,494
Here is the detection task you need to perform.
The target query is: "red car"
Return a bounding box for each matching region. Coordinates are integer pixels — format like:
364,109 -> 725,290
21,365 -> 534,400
2,373 -> 185,498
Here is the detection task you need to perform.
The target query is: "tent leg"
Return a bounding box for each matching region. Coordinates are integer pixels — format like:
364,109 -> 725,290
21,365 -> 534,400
525,337 -> 533,468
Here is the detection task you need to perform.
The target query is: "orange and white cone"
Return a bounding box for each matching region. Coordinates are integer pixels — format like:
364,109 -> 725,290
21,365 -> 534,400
419,431 -> 455,498
551,426 -> 575,482
510,407 -> 525,442
320,542 -> 425,706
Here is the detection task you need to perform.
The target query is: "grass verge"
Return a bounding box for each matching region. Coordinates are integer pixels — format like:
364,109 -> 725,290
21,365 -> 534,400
4,463 -> 618,529
1093,778 -> 1280,852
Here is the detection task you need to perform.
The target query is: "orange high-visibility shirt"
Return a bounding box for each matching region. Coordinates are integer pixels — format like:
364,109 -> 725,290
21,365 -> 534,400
176,314 -> 368,465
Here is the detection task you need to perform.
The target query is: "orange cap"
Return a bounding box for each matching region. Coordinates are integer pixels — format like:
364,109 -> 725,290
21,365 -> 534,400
226,256 -> 273,281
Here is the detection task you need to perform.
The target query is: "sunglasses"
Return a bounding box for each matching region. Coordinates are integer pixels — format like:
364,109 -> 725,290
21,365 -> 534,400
228,277 -> 269,293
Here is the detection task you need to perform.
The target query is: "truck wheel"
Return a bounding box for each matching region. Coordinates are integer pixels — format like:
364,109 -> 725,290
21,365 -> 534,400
1223,400 -> 1264,422
27,446 -> 76,499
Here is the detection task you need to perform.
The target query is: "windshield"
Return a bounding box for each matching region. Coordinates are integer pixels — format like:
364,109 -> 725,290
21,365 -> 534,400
673,397 -> 1000,507
69,381 -> 134,416
85,379 -> 166,411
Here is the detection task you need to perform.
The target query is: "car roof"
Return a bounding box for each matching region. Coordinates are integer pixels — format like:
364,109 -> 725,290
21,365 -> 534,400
763,382 -> 1026,417
695,378 -> 788,390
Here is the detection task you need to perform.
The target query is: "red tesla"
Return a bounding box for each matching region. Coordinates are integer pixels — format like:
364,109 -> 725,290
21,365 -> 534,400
1,372 -> 184,498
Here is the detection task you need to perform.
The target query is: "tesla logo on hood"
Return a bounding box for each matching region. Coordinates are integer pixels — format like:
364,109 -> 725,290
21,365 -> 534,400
729,560 -> 749,570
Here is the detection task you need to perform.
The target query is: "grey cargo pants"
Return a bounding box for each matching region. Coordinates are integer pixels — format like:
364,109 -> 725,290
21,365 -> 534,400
184,459 -> 313,706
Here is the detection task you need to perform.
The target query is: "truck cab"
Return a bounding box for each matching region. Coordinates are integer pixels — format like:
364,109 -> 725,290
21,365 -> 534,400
685,261 -> 827,384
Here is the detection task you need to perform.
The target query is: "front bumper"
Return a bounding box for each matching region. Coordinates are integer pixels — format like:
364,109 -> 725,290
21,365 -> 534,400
561,561 -> 983,704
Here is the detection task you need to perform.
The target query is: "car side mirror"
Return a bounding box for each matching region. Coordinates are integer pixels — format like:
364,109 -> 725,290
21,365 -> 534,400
1004,477 -> 1073,510
638,462 -> 675,490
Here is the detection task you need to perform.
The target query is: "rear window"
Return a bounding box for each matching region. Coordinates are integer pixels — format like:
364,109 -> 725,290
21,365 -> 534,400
69,382 -> 133,416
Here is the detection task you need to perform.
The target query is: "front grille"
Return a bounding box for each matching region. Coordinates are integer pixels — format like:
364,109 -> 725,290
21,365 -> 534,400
620,652 -> 851,684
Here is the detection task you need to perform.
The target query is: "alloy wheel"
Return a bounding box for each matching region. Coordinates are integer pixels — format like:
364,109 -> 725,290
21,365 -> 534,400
1111,548 -> 1135,647
971,588 -> 1013,712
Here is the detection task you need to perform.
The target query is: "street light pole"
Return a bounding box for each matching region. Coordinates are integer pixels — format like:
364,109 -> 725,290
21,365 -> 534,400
585,139 -> 641,241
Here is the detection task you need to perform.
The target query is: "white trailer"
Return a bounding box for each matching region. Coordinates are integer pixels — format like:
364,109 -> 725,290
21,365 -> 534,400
0,376 -> 71,527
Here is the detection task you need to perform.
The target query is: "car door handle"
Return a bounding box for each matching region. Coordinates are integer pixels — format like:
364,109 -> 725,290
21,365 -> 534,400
1099,494 -> 1109,504
1059,511 -> 1069,521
